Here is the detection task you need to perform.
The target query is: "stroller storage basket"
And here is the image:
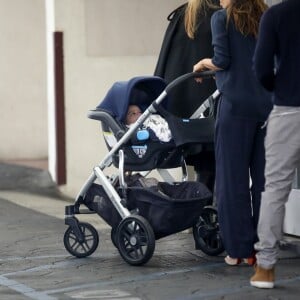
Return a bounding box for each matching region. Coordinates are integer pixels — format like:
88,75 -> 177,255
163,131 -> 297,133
128,181 -> 211,239
84,184 -> 122,228
84,181 -> 211,239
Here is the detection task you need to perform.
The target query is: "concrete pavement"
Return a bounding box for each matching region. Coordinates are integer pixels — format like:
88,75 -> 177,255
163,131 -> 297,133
0,161 -> 110,230
1,162 -> 300,299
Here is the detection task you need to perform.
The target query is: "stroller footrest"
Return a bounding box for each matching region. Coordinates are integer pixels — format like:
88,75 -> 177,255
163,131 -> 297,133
77,209 -> 97,214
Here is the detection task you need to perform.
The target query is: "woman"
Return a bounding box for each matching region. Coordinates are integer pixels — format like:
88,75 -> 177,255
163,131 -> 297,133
155,0 -> 220,191
155,0 -> 219,117
193,0 -> 273,265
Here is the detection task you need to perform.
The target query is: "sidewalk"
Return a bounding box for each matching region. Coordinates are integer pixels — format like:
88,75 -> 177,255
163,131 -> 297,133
1,161 -> 300,300
0,161 -> 109,230
0,160 -> 60,197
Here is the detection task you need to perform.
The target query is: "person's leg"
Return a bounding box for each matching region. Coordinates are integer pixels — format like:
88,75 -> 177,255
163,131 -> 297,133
215,100 -> 258,259
185,143 -> 215,193
249,124 -> 267,240
256,108 -> 300,268
251,107 -> 300,288
194,148 -> 215,193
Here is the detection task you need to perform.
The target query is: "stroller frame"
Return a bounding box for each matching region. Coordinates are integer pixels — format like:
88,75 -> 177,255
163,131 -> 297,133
64,71 -> 223,265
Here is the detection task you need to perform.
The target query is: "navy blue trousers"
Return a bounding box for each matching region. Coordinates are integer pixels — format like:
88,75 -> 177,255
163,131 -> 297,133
215,99 -> 266,258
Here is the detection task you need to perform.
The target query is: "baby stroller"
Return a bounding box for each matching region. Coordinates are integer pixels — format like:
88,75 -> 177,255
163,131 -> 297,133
64,71 -> 224,266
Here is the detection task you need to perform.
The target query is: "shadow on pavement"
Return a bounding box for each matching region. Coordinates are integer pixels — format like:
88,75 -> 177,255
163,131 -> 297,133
0,162 -> 67,199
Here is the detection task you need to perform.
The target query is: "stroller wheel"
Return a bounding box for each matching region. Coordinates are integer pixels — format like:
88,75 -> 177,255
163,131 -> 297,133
116,215 -> 155,266
64,222 -> 99,258
193,206 -> 224,256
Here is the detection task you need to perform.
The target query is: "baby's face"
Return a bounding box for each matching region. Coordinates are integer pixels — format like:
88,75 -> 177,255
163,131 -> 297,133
126,105 -> 142,124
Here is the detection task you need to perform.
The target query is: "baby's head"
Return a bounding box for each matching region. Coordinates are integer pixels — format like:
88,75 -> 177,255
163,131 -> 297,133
125,105 -> 142,125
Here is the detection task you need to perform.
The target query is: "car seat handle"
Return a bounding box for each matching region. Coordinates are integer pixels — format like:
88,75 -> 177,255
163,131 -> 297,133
165,71 -> 215,94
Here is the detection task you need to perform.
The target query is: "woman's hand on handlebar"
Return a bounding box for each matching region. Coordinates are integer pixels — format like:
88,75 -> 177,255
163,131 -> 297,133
193,59 -> 210,82
193,58 -> 220,82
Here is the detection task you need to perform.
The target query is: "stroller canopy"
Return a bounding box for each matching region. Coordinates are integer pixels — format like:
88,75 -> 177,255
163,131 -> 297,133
97,76 -> 168,123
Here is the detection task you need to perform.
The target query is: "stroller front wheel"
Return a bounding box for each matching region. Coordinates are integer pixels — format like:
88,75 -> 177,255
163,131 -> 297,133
117,215 -> 155,266
64,222 -> 99,258
193,206 -> 224,256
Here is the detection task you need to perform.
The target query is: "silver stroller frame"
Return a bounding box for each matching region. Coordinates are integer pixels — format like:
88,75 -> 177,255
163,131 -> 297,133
64,71 -> 223,265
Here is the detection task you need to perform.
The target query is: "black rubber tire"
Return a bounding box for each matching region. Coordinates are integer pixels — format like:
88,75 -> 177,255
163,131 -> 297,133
193,206 -> 224,256
116,215 -> 155,266
64,222 -> 99,258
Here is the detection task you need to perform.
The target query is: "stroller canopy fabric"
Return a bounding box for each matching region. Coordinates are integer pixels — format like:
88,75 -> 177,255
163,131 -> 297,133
97,76 -> 168,123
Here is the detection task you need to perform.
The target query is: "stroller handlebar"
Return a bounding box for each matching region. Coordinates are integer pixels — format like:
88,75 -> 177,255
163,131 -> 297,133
165,71 -> 215,94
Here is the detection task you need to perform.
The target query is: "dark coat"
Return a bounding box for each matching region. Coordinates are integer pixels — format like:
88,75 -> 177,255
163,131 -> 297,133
254,0 -> 300,107
154,3 -> 219,118
154,3 -> 220,189
211,9 -> 272,121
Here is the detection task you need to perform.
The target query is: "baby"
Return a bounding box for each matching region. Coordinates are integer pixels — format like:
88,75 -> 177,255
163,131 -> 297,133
125,105 -> 172,142
125,105 -> 142,125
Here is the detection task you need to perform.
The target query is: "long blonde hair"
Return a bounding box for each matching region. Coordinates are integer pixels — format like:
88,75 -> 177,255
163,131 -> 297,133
184,0 -> 219,39
227,0 -> 268,37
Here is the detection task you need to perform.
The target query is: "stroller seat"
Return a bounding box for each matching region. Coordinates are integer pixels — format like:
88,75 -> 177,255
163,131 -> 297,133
88,108 -> 184,171
88,75 -> 215,172
88,76 -> 190,171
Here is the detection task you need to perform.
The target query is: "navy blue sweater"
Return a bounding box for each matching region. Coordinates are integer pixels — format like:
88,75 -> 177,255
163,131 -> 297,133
253,0 -> 300,107
211,10 -> 272,121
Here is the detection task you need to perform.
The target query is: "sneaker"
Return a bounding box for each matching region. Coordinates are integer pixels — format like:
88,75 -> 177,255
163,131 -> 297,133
250,264 -> 275,289
224,255 -> 242,265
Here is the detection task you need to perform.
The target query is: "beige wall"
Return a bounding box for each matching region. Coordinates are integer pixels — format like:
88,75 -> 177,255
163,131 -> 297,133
0,0 -> 47,160
55,0 -> 183,196
266,0 -> 282,5
0,0 -> 182,195
85,0 -> 180,56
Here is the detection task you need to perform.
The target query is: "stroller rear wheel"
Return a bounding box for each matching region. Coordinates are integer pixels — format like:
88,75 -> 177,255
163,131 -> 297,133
64,222 -> 99,258
117,215 -> 155,266
193,206 -> 224,256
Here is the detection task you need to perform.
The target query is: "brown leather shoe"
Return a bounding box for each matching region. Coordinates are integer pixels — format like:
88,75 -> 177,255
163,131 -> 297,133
250,264 -> 275,288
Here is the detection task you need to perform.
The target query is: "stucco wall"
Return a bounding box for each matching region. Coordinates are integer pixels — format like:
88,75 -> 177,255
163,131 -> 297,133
55,0 -> 182,196
0,0 -> 47,159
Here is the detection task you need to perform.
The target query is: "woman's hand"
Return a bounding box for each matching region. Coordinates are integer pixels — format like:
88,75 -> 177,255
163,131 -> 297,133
193,59 -> 207,72
193,59 -> 208,82
193,58 -> 220,82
